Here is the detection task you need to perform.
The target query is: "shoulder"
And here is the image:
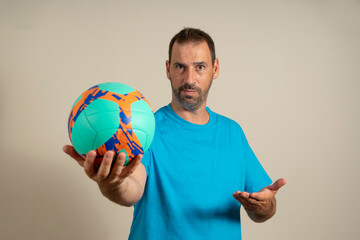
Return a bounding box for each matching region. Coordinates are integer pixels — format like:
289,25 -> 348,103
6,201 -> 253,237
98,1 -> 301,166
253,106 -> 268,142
209,109 -> 250,144
210,109 -> 243,131
153,105 -> 168,122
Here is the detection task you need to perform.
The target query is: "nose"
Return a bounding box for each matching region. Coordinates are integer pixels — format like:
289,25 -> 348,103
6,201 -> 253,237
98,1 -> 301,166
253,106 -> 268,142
184,67 -> 195,85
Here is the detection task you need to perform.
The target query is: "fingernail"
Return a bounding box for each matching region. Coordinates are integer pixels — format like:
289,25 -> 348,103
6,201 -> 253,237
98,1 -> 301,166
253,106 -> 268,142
105,151 -> 113,157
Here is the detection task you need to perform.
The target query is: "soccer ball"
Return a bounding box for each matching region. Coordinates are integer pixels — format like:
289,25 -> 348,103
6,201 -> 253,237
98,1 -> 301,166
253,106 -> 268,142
67,82 -> 155,167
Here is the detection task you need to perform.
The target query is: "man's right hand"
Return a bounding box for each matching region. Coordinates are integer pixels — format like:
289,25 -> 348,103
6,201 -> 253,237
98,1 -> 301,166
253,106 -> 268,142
63,145 -> 146,206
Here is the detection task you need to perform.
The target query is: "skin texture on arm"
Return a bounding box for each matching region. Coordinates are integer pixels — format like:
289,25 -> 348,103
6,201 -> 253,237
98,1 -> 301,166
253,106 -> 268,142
63,145 -> 147,207
233,178 -> 286,222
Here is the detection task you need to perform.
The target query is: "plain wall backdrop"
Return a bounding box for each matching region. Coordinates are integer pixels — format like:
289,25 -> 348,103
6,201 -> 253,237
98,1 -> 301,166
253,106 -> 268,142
0,0 -> 359,239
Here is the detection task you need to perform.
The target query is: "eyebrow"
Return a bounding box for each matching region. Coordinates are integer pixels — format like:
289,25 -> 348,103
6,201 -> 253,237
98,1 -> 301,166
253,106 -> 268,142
193,61 -> 207,67
173,62 -> 186,67
173,61 -> 208,67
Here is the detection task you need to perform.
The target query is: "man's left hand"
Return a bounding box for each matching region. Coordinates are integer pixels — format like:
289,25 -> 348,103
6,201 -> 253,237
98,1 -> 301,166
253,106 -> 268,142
233,178 -> 286,222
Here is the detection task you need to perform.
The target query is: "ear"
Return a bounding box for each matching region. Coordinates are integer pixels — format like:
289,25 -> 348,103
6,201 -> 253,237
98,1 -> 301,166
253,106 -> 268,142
212,58 -> 219,79
166,60 -> 171,80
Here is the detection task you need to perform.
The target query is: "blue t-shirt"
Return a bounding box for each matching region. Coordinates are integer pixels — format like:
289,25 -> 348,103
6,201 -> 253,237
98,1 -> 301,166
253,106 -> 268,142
129,105 -> 272,240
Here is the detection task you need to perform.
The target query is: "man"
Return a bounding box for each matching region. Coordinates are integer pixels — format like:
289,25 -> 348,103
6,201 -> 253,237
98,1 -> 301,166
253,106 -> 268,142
64,28 -> 286,239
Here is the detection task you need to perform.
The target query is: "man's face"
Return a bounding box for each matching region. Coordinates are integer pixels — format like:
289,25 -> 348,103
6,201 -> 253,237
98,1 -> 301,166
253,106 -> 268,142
166,41 -> 219,112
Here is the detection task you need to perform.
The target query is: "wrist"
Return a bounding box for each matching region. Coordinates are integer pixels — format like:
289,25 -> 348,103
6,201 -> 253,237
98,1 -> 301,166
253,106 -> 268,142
98,180 -> 128,199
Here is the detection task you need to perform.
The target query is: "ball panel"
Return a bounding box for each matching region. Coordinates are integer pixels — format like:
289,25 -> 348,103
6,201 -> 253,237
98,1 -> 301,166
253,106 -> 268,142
130,99 -> 152,113
131,100 -> 155,151
84,99 -> 120,132
131,113 -> 155,152
94,129 -> 120,150
71,110 -> 97,154
132,129 -> 148,152
98,82 -> 135,95
68,86 -> 108,136
144,113 -> 155,151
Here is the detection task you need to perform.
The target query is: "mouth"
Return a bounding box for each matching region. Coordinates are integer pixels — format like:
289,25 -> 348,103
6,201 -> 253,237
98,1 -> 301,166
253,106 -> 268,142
181,89 -> 198,97
182,89 -> 197,93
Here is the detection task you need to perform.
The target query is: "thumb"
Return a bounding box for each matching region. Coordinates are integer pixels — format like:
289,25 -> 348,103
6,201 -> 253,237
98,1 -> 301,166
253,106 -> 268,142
267,178 -> 287,191
250,178 -> 287,200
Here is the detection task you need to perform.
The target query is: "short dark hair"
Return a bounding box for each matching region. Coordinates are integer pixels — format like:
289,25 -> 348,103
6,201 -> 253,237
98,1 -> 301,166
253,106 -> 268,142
168,27 -> 216,65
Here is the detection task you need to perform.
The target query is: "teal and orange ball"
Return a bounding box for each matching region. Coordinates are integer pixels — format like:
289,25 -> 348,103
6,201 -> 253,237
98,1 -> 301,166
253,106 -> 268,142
67,82 -> 155,166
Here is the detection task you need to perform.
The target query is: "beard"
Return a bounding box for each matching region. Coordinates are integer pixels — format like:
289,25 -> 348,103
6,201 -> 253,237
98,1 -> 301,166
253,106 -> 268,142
171,79 -> 213,112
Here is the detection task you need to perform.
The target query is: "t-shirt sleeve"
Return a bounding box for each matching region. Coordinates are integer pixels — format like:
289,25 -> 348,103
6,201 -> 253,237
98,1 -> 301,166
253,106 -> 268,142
241,128 -> 273,193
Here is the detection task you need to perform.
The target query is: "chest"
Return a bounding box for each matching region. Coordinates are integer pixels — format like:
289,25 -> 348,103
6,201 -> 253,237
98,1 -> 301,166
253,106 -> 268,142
152,126 -> 247,195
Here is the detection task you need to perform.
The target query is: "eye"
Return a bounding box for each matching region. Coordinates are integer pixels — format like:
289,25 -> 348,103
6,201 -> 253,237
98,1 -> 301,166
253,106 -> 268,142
174,63 -> 184,70
197,65 -> 205,70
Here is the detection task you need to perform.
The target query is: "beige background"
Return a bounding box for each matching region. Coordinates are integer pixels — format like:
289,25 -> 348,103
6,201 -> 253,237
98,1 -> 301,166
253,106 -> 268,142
1,0 -> 359,239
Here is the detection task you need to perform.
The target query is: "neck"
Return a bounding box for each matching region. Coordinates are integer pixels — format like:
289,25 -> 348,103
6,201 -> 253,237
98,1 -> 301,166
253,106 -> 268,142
170,100 -> 210,125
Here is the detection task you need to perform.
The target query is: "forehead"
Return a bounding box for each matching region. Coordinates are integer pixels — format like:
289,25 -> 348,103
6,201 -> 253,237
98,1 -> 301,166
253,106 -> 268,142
171,41 -> 212,63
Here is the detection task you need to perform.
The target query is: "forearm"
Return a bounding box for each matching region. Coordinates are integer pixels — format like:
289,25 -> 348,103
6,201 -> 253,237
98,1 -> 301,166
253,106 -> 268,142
246,197 -> 276,223
98,176 -> 144,207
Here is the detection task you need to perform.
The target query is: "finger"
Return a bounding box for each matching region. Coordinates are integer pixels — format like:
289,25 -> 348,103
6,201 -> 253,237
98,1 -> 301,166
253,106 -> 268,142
97,151 -> 115,180
233,195 -> 248,207
233,191 -> 246,204
233,191 -> 256,203
233,191 -> 249,200
83,151 -> 97,178
249,189 -> 274,201
267,178 -> 287,191
63,145 -> 85,166
119,154 -> 143,179
233,191 -> 259,207
107,152 -> 127,181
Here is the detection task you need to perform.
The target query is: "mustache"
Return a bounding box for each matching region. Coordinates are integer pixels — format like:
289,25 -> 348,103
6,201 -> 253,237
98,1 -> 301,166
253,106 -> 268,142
179,83 -> 201,92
